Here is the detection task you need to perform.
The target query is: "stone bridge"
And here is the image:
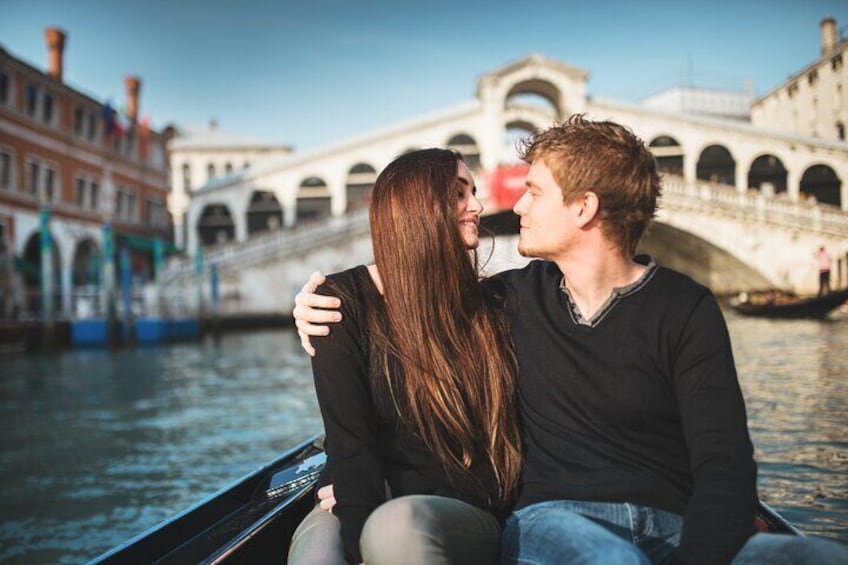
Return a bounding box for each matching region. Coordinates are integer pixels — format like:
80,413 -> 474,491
160,175 -> 848,314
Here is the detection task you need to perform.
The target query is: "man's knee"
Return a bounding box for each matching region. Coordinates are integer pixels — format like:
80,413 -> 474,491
733,533 -> 848,565
501,505 -> 649,565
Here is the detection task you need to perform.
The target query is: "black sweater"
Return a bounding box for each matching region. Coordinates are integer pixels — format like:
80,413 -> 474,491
492,259 -> 757,565
311,265 -> 504,564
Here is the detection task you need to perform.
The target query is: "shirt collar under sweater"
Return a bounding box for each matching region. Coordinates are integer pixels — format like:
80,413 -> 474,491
558,255 -> 658,327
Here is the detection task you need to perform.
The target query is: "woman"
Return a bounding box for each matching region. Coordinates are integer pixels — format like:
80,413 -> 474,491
287,149 -> 522,565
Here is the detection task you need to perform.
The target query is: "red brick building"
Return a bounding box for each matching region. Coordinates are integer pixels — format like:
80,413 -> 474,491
0,28 -> 172,319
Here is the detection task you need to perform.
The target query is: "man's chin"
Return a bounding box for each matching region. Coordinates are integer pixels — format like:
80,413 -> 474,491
517,243 -> 543,258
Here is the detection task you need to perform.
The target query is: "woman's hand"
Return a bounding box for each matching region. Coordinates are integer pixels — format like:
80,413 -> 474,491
317,484 -> 336,512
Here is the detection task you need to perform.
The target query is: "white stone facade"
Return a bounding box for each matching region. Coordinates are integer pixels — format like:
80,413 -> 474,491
166,123 -> 292,249
642,86 -> 753,120
751,18 -> 848,142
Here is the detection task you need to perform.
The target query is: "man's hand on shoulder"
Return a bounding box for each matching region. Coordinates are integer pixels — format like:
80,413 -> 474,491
293,271 -> 343,356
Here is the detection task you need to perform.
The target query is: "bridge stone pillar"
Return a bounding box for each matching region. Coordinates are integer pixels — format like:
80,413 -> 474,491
231,196 -> 248,243
735,163 -> 748,192
786,167 -> 803,202
186,206 -> 199,254
683,148 -> 698,187
478,77 -> 505,171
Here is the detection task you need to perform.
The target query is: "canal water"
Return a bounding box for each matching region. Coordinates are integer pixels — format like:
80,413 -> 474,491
0,315 -> 846,563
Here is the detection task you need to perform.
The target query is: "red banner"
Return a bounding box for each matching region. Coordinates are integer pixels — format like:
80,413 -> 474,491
485,164 -> 529,210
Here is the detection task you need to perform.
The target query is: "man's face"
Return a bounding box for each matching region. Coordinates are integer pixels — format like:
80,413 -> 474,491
513,159 -> 578,260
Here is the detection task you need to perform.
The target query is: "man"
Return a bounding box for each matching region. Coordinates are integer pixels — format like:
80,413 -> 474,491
294,116 -> 846,564
817,245 -> 832,296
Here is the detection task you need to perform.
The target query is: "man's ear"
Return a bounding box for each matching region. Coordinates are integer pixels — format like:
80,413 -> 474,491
575,191 -> 600,227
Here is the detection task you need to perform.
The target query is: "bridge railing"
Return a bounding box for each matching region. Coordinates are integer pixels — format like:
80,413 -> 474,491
661,175 -> 848,238
161,208 -> 372,287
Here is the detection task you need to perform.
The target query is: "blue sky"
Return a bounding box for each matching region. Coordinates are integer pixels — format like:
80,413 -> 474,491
3,0 -> 847,150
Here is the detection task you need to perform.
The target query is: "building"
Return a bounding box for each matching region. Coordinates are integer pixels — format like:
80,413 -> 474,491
166,122 -> 292,249
642,85 -> 754,121
751,17 -> 847,143
0,28 -> 171,320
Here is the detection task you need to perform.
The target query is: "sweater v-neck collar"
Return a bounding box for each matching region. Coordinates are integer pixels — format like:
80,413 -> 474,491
558,256 -> 658,327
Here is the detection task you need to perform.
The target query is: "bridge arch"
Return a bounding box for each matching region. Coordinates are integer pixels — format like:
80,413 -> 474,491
696,144 -> 736,186
747,154 -> 788,195
346,163 -> 377,212
800,164 -> 842,207
649,135 -> 684,176
504,78 -> 562,117
246,190 -> 283,235
197,203 -> 235,246
502,120 -> 540,164
297,176 -> 332,223
447,133 -> 481,171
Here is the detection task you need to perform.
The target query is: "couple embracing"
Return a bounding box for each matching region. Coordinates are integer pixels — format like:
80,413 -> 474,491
287,115 -> 846,565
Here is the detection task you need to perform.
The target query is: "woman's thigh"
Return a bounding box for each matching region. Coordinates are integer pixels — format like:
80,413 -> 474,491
360,495 -> 502,565
288,504 -> 345,565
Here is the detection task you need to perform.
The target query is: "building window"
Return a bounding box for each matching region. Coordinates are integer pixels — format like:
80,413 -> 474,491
42,92 -> 54,124
27,161 -> 40,195
43,166 -> 55,202
74,107 -> 84,136
115,188 -> 139,222
86,112 -> 97,141
225,162 -> 233,174
0,149 -> 13,189
808,69 -> 819,86
243,161 -> 251,170
25,158 -> 58,201
25,85 -> 37,116
786,82 -> 799,98
207,162 -> 216,181
838,122 -> 846,141
0,72 -> 9,105
75,177 -> 86,206
833,54 -> 844,71
127,191 -> 137,221
75,175 -> 100,210
147,198 -> 167,228
182,163 -> 192,192
115,188 -> 125,219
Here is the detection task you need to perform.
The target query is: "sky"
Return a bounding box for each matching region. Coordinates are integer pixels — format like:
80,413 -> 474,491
2,0 -> 848,150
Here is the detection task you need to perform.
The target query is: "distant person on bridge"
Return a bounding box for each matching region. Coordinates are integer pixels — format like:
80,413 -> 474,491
817,245 -> 832,296
294,115 -> 848,564
287,149 -> 522,565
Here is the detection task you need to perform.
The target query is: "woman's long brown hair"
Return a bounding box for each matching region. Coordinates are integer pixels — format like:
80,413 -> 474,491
368,148 -> 522,506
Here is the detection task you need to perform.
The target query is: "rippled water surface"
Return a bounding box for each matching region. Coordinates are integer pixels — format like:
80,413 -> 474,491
0,318 -> 846,563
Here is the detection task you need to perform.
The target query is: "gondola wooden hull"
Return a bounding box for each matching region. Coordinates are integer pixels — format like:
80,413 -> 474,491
730,288 -> 848,319
91,434 -> 801,564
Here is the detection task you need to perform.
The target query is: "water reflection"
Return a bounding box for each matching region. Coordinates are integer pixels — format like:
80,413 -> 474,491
729,313 -> 848,540
0,318 -> 846,563
0,331 -> 322,564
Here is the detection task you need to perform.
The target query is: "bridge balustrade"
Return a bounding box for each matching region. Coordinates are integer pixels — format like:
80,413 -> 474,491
661,175 -> 848,238
161,207 -> 372,289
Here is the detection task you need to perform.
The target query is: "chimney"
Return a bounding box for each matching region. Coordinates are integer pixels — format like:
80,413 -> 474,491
822,17 -> 837,55
44,27 -> 66,81
124,76 -> 141,123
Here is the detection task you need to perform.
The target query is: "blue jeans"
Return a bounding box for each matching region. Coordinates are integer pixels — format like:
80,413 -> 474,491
501,499 -> 848,565
500,499 -> 682,564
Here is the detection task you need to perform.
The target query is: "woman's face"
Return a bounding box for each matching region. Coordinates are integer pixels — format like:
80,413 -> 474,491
456,160 -> 483,249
